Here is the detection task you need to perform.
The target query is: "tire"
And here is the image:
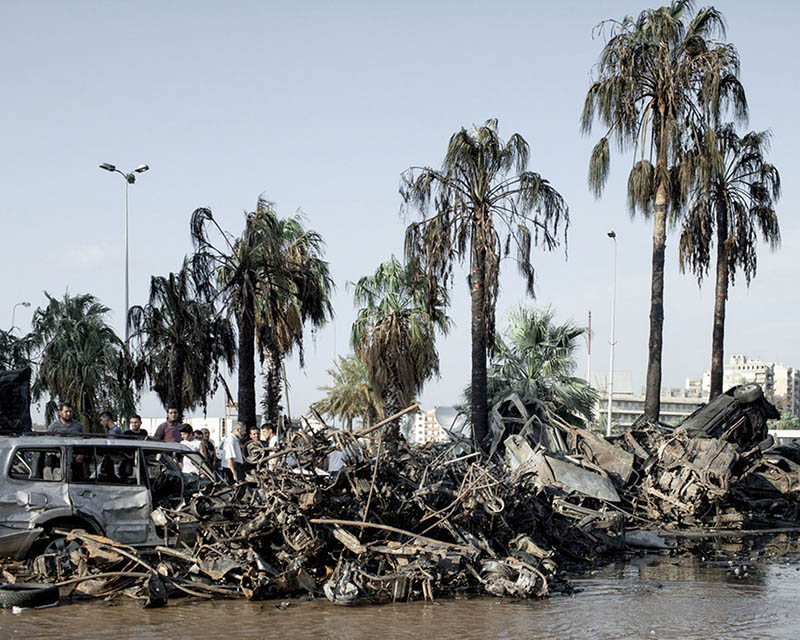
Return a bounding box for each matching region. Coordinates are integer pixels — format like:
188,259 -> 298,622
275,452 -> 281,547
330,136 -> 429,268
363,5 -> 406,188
0,583 -> 59,609
734,383 -> 763,404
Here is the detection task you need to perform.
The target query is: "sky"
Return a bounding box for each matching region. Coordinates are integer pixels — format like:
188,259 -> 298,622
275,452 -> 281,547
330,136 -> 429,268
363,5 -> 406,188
1,0 -> 798,422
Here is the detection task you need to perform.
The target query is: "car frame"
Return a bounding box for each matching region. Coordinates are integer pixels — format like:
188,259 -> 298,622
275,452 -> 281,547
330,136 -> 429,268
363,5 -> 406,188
0,434 -> 215,559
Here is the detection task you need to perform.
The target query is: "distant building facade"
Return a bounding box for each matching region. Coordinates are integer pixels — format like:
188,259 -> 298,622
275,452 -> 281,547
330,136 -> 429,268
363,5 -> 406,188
595,389 -> 705,428
700,355 -> 799,417
413,408 -> 447,445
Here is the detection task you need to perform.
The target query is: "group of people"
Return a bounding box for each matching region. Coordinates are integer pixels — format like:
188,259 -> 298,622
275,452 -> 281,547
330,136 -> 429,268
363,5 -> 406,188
218,421 -> 278,483
45,402 -> 280,486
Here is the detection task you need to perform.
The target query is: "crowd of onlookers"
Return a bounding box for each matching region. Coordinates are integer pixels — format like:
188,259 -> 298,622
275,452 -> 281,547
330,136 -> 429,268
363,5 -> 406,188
45,401 -> 283,484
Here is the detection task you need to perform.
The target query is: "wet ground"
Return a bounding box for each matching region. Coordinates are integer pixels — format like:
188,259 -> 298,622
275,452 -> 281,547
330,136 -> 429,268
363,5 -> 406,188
3,554 -> 800,639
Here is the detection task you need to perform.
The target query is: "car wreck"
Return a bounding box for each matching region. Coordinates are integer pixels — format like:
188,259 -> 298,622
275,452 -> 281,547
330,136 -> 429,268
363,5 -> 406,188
0,435 -> 213,560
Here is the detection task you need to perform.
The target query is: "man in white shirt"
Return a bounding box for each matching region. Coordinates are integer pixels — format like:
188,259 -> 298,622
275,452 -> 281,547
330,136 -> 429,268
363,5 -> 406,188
222,422 -> 246,483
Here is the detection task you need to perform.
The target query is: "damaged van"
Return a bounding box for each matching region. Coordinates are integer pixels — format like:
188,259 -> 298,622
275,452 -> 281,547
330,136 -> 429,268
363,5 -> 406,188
0,435 -> 214,559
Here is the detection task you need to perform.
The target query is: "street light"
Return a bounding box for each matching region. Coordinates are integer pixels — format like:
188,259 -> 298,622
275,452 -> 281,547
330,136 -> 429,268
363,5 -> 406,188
10,301 -> 31,332
99,162 -> 149,345
606,231 -> 617,437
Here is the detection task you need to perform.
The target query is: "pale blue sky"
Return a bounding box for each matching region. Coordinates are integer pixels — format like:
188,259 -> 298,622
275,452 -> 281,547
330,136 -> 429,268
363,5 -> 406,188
2,1 -> 797,421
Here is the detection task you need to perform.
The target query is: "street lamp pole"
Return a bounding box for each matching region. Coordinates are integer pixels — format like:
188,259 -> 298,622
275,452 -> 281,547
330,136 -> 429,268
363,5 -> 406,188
99,163 -> 149,345
606,231 -> 617,438
10,301 -> 31,332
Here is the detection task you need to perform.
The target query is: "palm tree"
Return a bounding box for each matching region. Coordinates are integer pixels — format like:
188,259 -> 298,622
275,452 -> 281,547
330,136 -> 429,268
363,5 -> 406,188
191,197 -> 332,428
314,353 -> 384,430
351,256 -> 450,435
477,307 -> 598,426
0,329 -> 34,370
30,292 -> 132,428
402,119 -> 568,444
255,211 -> 333,427
679,125 -> 780,399
581,0 -> 747,420
128,261 -> 237,418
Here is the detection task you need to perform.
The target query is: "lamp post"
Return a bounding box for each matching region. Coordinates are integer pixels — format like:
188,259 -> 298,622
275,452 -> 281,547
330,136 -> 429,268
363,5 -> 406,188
606,231 -> 617,437
10,301 -> 31,332
99,163 -> 149,345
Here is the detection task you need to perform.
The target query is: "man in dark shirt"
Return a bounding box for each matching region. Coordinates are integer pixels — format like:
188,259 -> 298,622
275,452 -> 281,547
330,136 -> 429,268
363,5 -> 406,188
123,414 -> 148,439
153,407 -> 182,443
47,402 -> 84,435
100,410 -> 124,437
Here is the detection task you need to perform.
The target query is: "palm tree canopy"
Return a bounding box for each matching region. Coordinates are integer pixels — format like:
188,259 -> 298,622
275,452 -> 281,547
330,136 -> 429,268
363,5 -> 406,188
30,292 -> 131,425
253,207 -> 334,368
402,119 -> 569,343
128,261 -> 236,416
351,256 -> 450,411
470,307 -> 597,426
0,330 -> 34,371
190,197 -> 333,428
314,353 -> 384,430
582,0 -> 747,214
679,125 -> 780,286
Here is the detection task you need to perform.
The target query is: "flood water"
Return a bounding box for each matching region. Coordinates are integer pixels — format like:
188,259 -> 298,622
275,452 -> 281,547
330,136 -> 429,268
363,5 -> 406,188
3,554 -> 800,639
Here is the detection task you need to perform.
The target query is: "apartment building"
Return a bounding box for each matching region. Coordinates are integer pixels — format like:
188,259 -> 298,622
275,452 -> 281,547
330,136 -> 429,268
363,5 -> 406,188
412,408 -> 448,444
701,355 -> 799,417
595,389 -> 705,428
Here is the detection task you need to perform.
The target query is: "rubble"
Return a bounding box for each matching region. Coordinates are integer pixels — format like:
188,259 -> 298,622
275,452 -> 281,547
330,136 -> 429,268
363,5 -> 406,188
3,384 -> 800,608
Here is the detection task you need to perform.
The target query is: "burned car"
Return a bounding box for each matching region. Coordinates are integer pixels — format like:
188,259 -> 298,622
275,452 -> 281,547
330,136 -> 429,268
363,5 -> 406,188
0,435 -> 214,559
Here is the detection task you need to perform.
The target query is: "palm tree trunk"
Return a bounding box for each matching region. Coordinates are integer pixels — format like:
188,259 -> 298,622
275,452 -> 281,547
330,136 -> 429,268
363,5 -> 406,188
709,206 -> 730,400
237,294 -> 257,428
644,118 -> 667,422
644,183 -> 667,421
168,349 -> 185,420
470,235 -> 489,445
383,371 -> 403,439
262,344 -> 282,427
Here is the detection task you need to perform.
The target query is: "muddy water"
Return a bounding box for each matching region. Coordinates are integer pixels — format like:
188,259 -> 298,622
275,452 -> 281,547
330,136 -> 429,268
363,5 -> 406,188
3,555 -> 800,640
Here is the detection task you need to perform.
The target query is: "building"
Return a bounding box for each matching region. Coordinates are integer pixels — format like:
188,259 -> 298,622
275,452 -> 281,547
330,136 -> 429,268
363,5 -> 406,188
596,389 -> 705,429
702,354 -> 774,397
412,408 -> 448,445
701,355 -> 799,417
773,365 -> 800,417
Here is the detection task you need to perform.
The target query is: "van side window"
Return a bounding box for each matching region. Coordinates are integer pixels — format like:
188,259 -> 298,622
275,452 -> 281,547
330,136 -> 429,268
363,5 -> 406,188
70,447 -> 139,485
143,451 -> 185,506
10,449 -> 63,481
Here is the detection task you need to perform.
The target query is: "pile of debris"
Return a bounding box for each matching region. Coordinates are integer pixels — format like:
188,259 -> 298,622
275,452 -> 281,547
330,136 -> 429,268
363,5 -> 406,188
491,383 -> 797,543
3,411 -> 584,607
4,384 -> 799,608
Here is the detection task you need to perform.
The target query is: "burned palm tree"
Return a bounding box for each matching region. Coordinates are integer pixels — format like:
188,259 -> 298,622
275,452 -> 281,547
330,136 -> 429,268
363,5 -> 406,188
128,261 -> 236,418
582,0 -> 747,419
680,125 -> 780,399
351,256 -> 450,436
402,119 -> 568,444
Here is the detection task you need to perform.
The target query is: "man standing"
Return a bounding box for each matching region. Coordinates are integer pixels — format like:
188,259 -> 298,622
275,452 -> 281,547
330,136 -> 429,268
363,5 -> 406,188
47,402 -> 84,435
261,424 -> 278,450
153,407 -> 182,443
179,424 -> 207,478
124,414 -> 148,439
221,422 -> 246,484
200,428 -> 217,469
99,411 -> 123,437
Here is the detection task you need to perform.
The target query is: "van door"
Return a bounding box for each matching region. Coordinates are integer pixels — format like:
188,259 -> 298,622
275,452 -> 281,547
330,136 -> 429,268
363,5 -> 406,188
2,446 -> 71,531
67,445 -> 151,544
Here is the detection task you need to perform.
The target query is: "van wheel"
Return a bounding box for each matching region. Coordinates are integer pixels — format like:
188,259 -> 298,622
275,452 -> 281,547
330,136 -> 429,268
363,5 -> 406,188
28,526 -> 85,559
734,384 -> 763,404
0,582 -> 60,609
